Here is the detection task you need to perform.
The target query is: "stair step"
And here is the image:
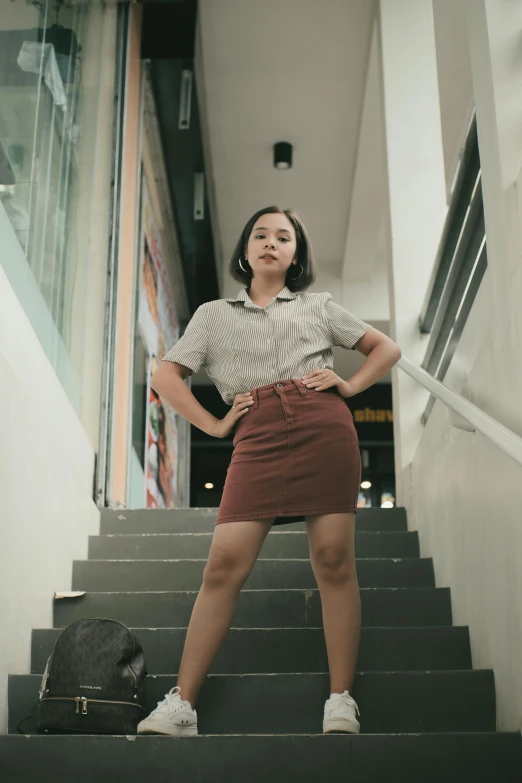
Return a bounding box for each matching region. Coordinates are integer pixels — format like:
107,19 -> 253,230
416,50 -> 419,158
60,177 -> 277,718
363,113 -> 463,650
9,670 -> 496,735
54,587 -> 453,628
100,506 -> 408,534
2,733 -> 520,783
31,626 -> 471,675
72,558 -> 434,592
6,503 -> 518,779
89,531 -> 420,560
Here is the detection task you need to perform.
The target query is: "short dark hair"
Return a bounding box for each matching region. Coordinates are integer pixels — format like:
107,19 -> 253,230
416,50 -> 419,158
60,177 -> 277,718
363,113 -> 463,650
229,205 -> 317,292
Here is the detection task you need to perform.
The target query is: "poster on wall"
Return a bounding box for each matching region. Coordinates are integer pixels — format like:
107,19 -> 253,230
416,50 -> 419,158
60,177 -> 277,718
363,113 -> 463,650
139,179 -> 180,508
145,356 -> 178,508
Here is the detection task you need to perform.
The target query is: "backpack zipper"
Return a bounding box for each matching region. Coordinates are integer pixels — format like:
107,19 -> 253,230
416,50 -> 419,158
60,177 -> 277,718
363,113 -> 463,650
41,696 -> 142,715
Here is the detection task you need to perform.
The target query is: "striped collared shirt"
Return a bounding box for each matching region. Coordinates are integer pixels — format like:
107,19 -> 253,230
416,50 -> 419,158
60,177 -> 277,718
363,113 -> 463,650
162,286 -> 371,405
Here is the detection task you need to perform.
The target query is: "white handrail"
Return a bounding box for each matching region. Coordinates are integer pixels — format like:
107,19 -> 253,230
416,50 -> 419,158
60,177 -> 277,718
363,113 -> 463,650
397,356 -> 522,469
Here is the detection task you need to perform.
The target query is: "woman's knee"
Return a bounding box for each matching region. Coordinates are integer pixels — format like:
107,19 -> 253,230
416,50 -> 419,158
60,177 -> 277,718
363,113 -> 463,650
202,551 -> 250,590
311,544 -> 354,582
202,519 -> 272,589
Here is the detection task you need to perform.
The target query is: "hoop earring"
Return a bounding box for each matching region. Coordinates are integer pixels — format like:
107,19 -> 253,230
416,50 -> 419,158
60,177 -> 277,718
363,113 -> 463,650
238,257 -> 250,274
288,262 -> 303,280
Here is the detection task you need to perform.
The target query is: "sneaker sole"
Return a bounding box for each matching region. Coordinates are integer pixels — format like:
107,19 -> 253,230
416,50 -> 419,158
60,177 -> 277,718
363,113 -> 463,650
137,720 -> 198,737
323,718 -> 361,734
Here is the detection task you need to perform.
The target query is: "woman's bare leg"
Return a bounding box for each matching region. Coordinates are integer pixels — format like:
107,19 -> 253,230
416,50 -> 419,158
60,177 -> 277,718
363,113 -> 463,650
176,518 -> 274,707
306,512 -> 360,694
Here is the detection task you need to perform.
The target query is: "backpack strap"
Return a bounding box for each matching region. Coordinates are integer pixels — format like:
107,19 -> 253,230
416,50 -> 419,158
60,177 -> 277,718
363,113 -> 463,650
17,713 -> 37,734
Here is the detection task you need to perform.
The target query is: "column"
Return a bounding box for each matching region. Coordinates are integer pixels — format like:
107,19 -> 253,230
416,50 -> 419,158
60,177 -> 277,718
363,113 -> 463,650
377,0 -> 448,510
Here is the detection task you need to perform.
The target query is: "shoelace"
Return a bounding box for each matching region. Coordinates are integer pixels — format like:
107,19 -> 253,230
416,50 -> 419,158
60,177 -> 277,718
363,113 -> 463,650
149,686 -> 187,718
326,691 -> 361,718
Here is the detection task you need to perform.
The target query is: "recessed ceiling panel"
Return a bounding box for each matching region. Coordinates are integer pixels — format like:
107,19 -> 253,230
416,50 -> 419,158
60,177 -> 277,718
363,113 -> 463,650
197,0 -> 374,271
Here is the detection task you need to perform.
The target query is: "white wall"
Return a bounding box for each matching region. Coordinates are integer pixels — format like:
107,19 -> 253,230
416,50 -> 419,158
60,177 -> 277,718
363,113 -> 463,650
0,263 -> 99,734
377,0 -> 448,510
412,258 -> 522,731
432,0 -> 475,196
389,0 -> 522,731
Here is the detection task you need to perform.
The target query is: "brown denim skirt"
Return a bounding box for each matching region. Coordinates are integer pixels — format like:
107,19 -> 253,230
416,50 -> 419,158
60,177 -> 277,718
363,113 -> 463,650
215,377 -> 361,526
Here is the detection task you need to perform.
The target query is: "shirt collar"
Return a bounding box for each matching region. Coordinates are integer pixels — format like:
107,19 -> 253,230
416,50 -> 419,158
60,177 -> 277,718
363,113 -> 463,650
226,286 -> 297,307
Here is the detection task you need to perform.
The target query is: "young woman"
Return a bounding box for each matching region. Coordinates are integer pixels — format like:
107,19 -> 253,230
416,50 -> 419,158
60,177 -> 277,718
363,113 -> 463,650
137,206 -> 402,737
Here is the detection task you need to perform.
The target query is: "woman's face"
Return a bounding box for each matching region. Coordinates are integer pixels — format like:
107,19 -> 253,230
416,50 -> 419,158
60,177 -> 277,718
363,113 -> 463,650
244,212 -> 297,278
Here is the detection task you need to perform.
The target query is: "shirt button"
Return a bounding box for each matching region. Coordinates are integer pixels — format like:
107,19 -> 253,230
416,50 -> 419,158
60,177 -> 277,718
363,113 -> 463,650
276,383 -> 283,388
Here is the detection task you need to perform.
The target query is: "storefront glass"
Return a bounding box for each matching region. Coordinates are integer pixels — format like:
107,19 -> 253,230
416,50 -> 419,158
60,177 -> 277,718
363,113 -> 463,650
0,0 -> 117,413
129,172 -> 181,508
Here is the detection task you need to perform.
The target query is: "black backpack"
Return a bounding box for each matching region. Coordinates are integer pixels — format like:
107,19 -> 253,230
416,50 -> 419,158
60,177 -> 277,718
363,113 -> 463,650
18,618 -> 147,735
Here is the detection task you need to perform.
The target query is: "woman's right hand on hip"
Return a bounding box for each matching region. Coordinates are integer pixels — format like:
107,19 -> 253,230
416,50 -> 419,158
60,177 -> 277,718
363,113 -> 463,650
209,392 -> 254,438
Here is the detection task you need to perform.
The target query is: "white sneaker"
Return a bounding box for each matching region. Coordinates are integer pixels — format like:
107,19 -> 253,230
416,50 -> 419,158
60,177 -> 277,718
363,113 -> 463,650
323,690 -> 361,734
137,686 -> 198,736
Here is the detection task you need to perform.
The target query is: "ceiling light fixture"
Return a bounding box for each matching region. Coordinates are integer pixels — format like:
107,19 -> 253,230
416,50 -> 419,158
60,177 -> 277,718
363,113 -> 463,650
178,69 -> 193,130
274,142 -> 292,170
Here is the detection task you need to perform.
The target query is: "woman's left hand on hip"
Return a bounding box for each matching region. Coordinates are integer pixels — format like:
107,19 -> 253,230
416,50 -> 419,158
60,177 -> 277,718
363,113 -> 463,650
301,369 -> 356,397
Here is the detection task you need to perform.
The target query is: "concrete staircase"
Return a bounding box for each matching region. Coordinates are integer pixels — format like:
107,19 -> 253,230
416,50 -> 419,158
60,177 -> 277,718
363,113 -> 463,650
2,507 -> 521,781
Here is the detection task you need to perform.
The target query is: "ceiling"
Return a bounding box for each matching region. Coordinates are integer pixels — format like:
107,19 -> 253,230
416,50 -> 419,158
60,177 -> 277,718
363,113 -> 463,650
196,0 -> 376,292
192,0 -> 383,385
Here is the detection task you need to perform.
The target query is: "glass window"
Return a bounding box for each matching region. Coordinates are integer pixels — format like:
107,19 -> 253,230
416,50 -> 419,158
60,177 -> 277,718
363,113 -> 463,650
0,0 -> 117,412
